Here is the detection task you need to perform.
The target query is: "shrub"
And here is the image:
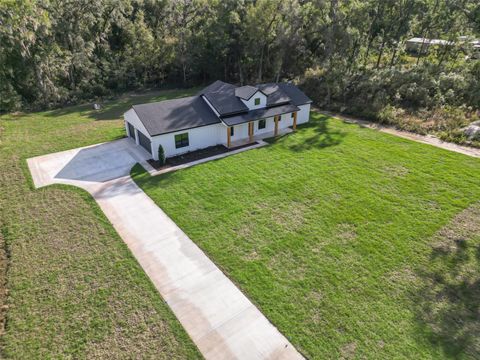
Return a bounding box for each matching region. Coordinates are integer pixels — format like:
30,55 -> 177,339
0,82 -> 22,113
377,105 -> 404,125
157,144 -> 165,165
438,129 -> 478,147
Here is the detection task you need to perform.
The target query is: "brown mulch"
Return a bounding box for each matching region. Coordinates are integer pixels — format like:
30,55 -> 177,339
147,142 -> 257,170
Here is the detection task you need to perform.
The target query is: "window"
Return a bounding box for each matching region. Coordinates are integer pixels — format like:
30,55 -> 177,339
230,126 -> 234,137
254,98 -> 260,106
258,119 -> 266,129
291,112 -> 295,118
174,133 -> 189,148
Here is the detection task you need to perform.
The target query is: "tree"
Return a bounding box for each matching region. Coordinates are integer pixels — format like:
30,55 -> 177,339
0,0 -> 478,112
158,144 -> 165,165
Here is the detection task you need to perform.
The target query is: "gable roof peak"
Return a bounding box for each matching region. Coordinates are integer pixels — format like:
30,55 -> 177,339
197,80 -> 236,96
235,85 -> 260,100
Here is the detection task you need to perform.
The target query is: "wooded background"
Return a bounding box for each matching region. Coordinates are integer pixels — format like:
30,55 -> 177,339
1,0 -> 479,118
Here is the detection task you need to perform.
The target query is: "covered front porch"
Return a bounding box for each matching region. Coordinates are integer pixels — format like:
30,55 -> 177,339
229,127 -> 293,148
223,111 -> 298,149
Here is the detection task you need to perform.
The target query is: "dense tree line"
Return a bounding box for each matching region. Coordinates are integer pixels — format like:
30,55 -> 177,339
0,0 -> 479,114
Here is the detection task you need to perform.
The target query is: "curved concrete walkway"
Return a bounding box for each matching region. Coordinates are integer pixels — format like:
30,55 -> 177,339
27,138 -> 303,360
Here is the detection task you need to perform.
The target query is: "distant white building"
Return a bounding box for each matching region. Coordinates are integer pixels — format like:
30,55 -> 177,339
405,37 -> 453,53
124,81 -> 312,160
406,37 -> 480,58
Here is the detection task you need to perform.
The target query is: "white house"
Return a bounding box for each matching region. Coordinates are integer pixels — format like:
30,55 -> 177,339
405,37 -> 453,53
124,80 -> 312,160
406,37 -> 480,58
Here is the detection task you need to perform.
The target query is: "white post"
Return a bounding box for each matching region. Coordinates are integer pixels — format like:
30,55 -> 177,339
134,129 -> 140,145
151,142 -> 157,160
125,121 -> 130,137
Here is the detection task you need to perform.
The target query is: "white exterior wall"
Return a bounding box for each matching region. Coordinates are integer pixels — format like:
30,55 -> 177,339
222,108 -> 310,146
218,122 -> 249,147
254,113 -> 290,135
124,102 -> 311,160
224,112 -> 295,142
281,113 -> 294,128
124,109 -> 151,139
150,123 -> 225,160
240,91 -> 267,110
225,104 -> 310,142
228,123 -> 249,144
297,104 -> 311,124
254,117 -> 276,135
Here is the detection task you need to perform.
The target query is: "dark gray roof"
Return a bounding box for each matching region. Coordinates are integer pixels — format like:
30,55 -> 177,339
130,81 -> 311,136
221,103 -> 300,126
276,83 -> 312,105
199,80 -> 311,115
132,96 -> 220,136
234,85 -> 259,100
256,83 -> 291,106
203,88 -> 248,116
197,80 -> 236,95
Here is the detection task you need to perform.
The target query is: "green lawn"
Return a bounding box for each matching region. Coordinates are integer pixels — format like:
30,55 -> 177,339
0,89 -> 202,358
133,112 -> 480,359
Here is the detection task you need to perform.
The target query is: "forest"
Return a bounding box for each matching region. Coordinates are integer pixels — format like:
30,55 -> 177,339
1,0 -> 479,142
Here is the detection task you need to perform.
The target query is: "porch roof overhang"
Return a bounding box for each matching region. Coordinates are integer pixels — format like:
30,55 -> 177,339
220,103 -> 300,127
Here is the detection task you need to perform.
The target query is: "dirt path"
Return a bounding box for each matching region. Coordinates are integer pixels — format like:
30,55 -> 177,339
317,110 -> 480,159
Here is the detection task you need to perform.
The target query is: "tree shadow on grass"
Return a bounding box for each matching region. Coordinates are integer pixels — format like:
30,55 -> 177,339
413,204 -> 480,358
284,114 -> 346,152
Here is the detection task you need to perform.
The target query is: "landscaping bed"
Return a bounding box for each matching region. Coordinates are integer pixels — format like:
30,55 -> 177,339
147,142 -> 258,170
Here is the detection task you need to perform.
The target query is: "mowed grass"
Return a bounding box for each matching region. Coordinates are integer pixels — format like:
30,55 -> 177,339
0,89 -> 202,358
133,113 -> 480,359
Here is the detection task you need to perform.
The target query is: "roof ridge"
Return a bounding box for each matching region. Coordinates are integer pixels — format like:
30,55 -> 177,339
130,95 -> 220,137
132,95 -> 198,108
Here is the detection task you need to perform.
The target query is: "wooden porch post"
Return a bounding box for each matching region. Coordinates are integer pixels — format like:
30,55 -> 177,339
274,115 -> 279,136
293,111 -> 297,130
249,121 -> 253,143
227,126 -> 231,148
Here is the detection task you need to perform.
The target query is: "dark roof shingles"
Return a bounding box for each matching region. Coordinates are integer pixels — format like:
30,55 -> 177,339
257,83 -> 291,106
132,96 -> 220,136
203,89 -> 248,116
197,80 -> 236,95
221,103 -> 300,126
132,81 -> 311,136
276,83 -> 312,105
234,85 -> 258,100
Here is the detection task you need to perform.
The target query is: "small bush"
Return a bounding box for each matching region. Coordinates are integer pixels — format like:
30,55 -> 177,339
0,83 -> 22,113
377,105 -> 404,125
157,144 -> 165,165
437,129 -> 480,147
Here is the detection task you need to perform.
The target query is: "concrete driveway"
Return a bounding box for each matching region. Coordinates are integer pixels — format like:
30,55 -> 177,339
27,138 -> 303,360
28,138 -> 152,188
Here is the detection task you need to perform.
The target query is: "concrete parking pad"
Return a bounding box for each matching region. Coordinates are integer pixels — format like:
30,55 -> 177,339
27,138 -> 303,360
